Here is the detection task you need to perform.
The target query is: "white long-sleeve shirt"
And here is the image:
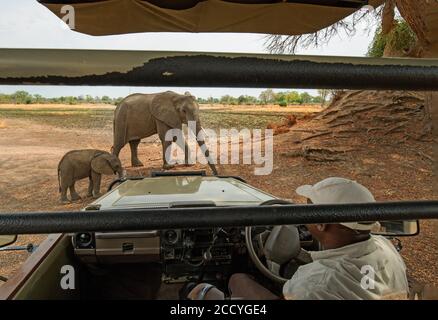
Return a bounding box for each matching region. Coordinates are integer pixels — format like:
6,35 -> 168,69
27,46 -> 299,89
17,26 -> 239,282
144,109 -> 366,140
283,235 -> 409,300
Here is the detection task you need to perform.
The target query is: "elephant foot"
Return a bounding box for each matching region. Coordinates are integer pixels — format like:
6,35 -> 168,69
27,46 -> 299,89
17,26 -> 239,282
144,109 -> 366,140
93,193 -> 102,199
163,164 -> 175,170
70,194 -> 82,201
183,163 -> 193,167
131,159 -> 144,167
86,193 -> 93,198
60,198 -> 70,204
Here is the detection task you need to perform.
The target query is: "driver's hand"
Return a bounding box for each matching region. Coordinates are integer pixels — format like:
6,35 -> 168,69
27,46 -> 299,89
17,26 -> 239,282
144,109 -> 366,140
188,283 -> 225,300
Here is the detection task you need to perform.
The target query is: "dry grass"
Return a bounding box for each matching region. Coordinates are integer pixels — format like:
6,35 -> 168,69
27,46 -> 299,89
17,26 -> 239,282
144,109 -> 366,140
0,120 -> 6,129
201,103 -> 323,114
0,103 -> 311,131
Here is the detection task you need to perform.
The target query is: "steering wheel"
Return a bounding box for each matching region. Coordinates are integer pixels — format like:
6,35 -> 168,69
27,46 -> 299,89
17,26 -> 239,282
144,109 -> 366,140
245,200 -> 303,284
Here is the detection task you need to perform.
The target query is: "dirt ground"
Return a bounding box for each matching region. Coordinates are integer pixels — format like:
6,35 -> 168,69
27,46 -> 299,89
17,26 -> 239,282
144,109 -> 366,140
0,102 -> 436,293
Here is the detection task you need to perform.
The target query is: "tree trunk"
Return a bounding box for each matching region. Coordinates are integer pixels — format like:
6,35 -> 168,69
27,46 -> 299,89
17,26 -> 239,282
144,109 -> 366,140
395,0 -> 430,58
317,0 -> 435,167
381,0 -> 398,57
396,0 -> 437,198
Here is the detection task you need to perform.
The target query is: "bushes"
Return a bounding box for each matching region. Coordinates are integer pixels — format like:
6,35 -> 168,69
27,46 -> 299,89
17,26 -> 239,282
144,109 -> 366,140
278,100 -> 288,107
0,90 -> 325,106
0,91 -> 123,105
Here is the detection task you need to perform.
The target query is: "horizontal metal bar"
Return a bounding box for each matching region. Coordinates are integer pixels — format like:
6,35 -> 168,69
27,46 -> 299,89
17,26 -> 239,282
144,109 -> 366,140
0,201 -> 437,235
0,49 -> 437,90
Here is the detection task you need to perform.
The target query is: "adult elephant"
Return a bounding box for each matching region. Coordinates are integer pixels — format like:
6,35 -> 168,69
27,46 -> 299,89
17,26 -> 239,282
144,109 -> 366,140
112,91 -> 218,175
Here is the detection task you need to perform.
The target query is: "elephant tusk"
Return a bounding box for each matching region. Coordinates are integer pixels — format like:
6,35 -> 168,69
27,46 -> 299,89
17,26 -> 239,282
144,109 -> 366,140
200,126 -> 209,138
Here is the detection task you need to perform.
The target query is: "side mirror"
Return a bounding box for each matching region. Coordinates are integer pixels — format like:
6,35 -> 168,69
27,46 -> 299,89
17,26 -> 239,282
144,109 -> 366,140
0,235 -> 17,248
372,220 -> 419,237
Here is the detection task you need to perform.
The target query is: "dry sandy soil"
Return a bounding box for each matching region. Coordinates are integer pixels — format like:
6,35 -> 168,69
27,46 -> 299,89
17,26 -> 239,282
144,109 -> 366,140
0,102 -> 436,296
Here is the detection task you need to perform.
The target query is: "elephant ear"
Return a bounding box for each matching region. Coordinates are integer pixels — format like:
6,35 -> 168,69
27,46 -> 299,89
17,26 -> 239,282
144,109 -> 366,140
91,154 -> 115,175
151,92 -> 183,128
184,91 -> 196,99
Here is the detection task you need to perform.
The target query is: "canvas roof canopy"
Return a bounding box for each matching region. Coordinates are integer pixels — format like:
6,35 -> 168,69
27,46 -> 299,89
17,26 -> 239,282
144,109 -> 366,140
39,0 -> 384,36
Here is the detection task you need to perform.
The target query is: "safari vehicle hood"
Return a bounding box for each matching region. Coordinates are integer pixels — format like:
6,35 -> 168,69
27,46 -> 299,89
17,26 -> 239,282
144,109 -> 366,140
86,176 -> 277,210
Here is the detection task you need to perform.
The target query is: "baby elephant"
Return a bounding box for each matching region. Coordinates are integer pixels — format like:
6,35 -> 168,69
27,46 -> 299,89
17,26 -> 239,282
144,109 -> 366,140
58,149 -> 124,203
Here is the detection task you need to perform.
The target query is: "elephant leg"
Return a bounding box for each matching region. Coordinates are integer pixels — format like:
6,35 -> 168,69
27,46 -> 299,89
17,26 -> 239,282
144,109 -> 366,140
184,140 -> 192,166
91,171 -> 102,199
69,183 -> 81,201
112,143 -> 123,157
60,180 -> 69,203
161,140 -> 174,170
87,176 -> 93,197
129,139 -> 144,167
174,134 -> 192,166
157,121 -> 175,170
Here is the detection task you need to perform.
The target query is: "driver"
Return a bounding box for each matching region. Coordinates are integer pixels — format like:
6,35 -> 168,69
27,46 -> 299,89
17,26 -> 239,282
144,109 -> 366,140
188,177 -> 409,300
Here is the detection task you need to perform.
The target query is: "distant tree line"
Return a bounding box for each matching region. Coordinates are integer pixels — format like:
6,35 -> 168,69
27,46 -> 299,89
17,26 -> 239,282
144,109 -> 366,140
0,90 -> 329,107
0,91 -> 124,105
197,89 -> 328,106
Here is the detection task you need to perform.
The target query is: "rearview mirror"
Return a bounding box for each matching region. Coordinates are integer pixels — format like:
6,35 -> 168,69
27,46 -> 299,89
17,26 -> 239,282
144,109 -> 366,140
372,220 -> 419,237
0,235 -> 17,248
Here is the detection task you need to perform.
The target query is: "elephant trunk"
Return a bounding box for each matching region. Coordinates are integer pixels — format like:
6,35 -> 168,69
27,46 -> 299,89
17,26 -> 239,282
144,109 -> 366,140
193,121 -> 218,176
117,167 -> 125,179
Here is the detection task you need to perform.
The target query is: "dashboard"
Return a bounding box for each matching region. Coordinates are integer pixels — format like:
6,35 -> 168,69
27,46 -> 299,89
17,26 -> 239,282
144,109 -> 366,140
73,224 -> 314,283
73,226 -> 247,282
72,175 -> 314,283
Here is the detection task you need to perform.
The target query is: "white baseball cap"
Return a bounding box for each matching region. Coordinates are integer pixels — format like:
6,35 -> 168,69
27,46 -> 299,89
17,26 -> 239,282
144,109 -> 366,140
296,177 -> 379,231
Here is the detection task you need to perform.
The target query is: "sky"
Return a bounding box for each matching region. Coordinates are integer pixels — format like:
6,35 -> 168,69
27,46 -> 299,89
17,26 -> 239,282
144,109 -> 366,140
0,0 -> 378,99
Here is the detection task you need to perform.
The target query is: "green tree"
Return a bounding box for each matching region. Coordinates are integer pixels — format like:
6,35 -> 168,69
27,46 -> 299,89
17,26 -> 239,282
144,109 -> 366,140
317,89 -> 330,106
66,96 -> 78,105
274,92 -> 288,106
367,20 -> 416,58
0,94 -> 9,103
286,91 -> 301,104
114,97 -> 124,105
220,95 -> 233,105
237,95 -> 257,105
12,91 -> 33,104
299,92 -> 312,105
101,95 -> 112,104
85,95 -> 94,103
312,96 -> 323,104
33,94 -> 45,103
259,89 -> 275,104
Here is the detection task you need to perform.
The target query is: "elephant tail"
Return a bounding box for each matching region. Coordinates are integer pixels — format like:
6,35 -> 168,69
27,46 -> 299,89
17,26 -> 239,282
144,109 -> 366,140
57,165 -> 61,193
110,121 -> 115,154
57,151 -> 71,193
